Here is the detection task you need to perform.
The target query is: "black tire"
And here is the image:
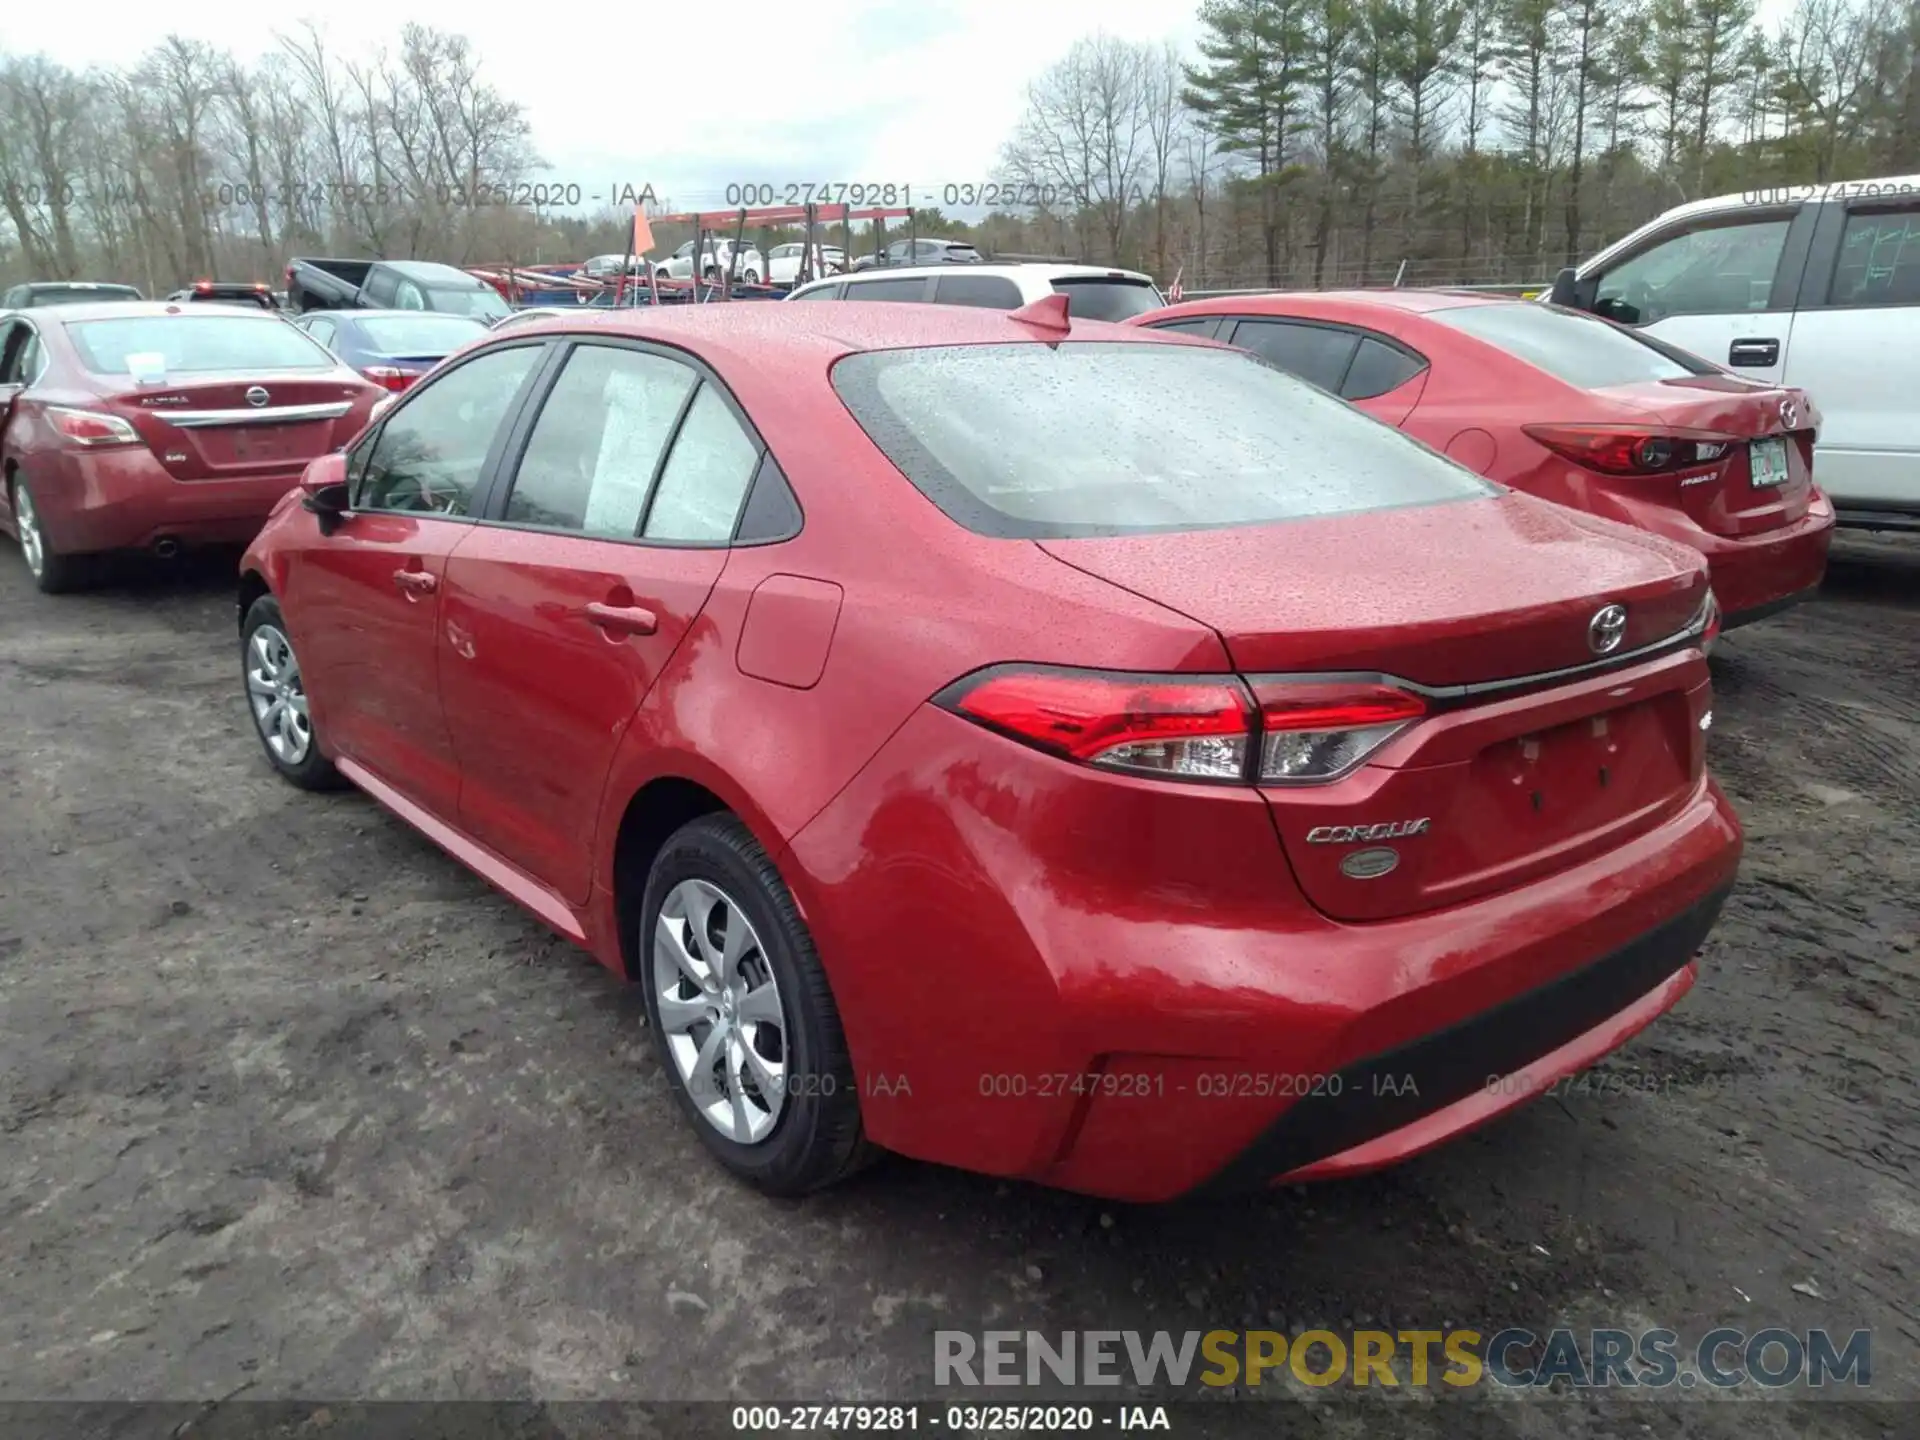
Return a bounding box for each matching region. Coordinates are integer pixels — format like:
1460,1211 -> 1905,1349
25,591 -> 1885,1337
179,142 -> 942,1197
638,814 -> 873,1196
11,476 -> 86,594
240,594 -> 346,791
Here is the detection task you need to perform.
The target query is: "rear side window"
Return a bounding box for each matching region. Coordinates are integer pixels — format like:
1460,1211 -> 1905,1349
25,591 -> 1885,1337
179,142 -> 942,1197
845,277 -> 930,302
832,341 -> 1493,539
642,387 -> 761,543
1051,278 -> 1163,321
1829,206 -> 1920,306
1429,302 -> 1714,387
1342,337 -> 1427,400
789,284 -> 844,301
66,316 -> 333,375
1230,320 -> 1359,392
934,274 -> 1022,309
1146,318 -> 1222,338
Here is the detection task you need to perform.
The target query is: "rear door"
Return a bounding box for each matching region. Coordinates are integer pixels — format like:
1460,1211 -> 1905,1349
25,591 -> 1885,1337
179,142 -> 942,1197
1585,204 -> 1817,381
1776,195 -> 1920,516
283,341 -> 549,821
439,340 -> 760,902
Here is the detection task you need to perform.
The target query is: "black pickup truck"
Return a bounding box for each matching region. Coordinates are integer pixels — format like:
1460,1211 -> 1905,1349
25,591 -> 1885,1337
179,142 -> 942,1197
285,258 -> 510,322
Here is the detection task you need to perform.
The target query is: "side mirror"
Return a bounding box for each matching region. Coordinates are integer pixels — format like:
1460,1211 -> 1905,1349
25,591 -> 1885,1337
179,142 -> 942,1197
299,452 -> 352,534
1547,265 -> 1600,312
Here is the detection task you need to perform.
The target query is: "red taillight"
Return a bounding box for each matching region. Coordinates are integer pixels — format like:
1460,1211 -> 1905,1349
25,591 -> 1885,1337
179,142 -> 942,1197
935,666 -> 1426,785
1524,424 -> 1737,477
361,366 -> 416,393
47,405 -> 140,447
194,279 -> 213,293
1248,680 -> 1427,784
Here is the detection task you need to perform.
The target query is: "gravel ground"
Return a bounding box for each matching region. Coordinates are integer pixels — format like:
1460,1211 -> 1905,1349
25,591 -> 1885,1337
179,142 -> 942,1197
0,533 -> 1914,1439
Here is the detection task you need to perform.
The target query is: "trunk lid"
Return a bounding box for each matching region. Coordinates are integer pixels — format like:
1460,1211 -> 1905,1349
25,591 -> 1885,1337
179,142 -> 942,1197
1039,491 -> 1713,922
1037,491 -> 1705,687
110,372 -> 376,482
1591,375 -> 1817,538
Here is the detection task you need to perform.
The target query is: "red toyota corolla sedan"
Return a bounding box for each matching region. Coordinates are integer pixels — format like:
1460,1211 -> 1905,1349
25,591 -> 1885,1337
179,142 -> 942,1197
1129,292 -> 1834,628
237,300 -> 1741,1202
0,302 -> 383,592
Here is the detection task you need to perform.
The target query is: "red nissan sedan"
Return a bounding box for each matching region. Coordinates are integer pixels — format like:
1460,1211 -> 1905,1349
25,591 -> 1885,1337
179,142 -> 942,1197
1130,292 -> 1834,628
0,302 -> 383,592
237,301 -> 1741,1201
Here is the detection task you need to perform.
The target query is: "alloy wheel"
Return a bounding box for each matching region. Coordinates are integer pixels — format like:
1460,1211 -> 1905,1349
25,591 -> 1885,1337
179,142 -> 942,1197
14,485 -> 44,579
652,877 -> 789,1144
246,623 -> 312,765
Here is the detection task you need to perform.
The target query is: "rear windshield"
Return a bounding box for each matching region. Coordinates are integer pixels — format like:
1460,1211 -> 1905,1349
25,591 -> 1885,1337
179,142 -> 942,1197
25,286 -> 141,307
832,341 -> 1495,538
68,316 -> 334,375
1429,302 -> 1715,388
1051,277 -> 1163,321
360,315 -> 489,353
425,285 -> 511,321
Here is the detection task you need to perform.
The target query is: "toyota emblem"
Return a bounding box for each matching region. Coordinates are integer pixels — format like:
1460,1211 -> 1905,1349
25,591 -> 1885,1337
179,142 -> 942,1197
1779,397 -> 1798,429
1588,604 -> 1628,656
245,385 -> 270,408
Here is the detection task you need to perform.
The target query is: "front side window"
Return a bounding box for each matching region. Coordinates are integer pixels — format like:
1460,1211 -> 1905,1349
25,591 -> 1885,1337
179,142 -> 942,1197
789,283 -> 844,302
832,341 -> 1493,539
504,345 -> 696,537
1593,217 -> 1793,324
845,277 -> 930,303
357,345 -> 541,516
423,286 -> 510,321
1829,205 -> 1920,306
642,386 -> 760,543
67,315 -> 334,375
1429,302 -> 1714,389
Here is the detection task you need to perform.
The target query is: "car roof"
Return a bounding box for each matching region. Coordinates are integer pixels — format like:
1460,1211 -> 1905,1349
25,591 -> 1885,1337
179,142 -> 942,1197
1144,288 -> 1507,321
1661,172 -> 1920,223
835,263 -> 1156,285
21,299 -> 290,324
479,299 -> 1186,364
381,260 -> 485,282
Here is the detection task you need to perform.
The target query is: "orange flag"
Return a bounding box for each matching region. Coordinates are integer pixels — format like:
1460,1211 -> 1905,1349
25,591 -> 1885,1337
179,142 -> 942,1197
632,206 -> 654,257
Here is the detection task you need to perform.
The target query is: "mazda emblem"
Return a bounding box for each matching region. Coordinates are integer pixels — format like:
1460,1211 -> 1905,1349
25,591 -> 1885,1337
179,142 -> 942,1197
1588,603 -> 1628,656
1779,397 -> 1798,429
246,385 -> 270,408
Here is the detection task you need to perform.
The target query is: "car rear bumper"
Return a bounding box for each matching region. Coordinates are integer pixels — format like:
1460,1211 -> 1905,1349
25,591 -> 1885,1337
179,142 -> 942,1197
34,449 -> 308,555
784,704 -> 1743,1203
1694,499 -> 1835,622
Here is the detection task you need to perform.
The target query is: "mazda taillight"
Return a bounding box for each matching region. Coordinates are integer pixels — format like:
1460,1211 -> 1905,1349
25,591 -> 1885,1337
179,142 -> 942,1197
934,666 -> 1426,785
47,406 -> 140,447
1524,424 -> 1737,477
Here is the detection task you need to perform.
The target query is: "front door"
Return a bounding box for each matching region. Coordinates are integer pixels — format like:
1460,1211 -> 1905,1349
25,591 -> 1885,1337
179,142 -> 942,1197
440,341 -> 764,902
284,341 -> 548,822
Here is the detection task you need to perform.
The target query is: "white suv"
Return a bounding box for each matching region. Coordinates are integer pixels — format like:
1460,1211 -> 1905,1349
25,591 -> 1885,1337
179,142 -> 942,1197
785,263 -> 1165,321
655,238 -> 766,284
1546,173 -> 1920,531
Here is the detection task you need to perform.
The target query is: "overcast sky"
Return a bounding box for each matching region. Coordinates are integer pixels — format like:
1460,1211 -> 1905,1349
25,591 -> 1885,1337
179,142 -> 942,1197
2,0 -> 1803,216
0,0 -> 1202,212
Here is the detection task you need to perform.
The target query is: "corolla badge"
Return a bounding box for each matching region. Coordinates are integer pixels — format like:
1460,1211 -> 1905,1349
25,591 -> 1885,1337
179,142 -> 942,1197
1306,819 -> 1430,844
1588,603 -> 1628,656
1779,397 -> 1798,429
245,385 -> 270,407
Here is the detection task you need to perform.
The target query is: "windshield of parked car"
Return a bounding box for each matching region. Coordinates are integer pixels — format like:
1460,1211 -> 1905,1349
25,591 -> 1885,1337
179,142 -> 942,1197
1051,278 -> 1164,322
359,315 -> 488,353
833,341 -> 1495,538
424,285 -> 511,321
1428,302 -> 1716,388
67,315 -> 335,374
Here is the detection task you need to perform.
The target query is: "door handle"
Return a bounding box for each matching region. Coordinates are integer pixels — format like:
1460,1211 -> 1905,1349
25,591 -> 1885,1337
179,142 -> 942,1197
585,601 -> 659,636
392,568 -> 437,596
1728,337 -> 1780,367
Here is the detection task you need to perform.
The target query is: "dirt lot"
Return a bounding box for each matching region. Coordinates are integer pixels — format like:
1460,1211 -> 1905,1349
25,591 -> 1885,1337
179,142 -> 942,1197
1,535 -> 1914,1439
